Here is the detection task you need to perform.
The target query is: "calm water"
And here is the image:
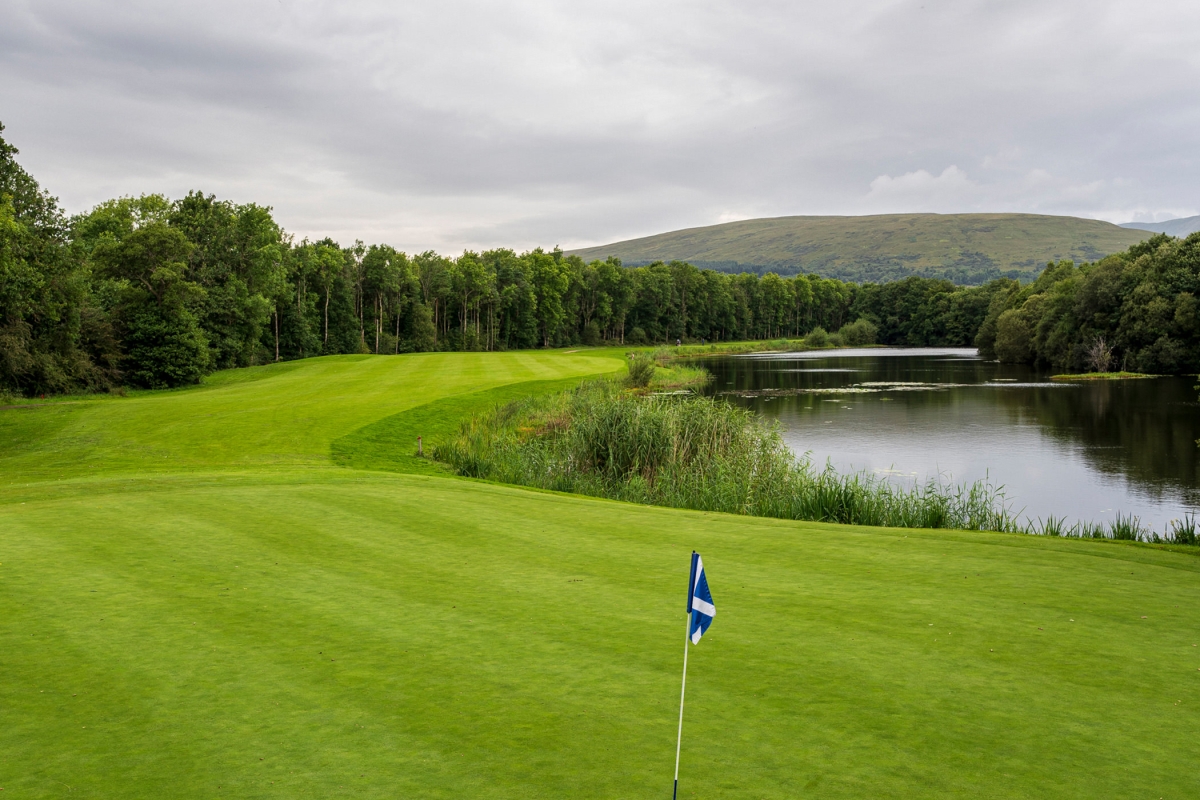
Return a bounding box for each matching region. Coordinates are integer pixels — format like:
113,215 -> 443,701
699,348 -> 1200,531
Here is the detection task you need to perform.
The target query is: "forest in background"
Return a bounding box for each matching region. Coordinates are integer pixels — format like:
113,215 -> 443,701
2,122 -> 1197,396
976,237 -> 1200,374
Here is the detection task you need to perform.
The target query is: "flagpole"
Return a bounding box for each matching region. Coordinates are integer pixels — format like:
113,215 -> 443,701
672,610 -> 690,800
674,551 -> 698,800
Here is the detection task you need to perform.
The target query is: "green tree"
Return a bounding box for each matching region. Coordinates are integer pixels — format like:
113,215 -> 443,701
169,192 -> 283,368
87,218 -> 209,387
1,123 -> 116,395
530,249 -> 570,347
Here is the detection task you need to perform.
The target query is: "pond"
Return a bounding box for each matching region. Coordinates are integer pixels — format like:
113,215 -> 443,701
698,348 -> 1200,532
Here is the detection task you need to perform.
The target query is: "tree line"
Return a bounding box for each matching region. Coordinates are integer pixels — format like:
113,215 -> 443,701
4,121 -> 1194,397
977,234 -> 1200,373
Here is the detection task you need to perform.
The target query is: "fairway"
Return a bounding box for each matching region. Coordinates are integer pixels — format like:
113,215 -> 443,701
3,351 -> 1200,798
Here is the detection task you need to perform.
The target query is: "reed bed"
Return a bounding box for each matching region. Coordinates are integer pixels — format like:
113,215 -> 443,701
434,380 -> 1198,543
436,380 -> 995,532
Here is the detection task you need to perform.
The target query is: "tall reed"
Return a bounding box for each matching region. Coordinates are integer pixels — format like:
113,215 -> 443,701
433,380 -> 1195,543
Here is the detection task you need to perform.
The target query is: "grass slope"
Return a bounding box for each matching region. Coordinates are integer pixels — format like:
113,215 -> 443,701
3,351 -> 1200,798
0,351 -> 620,483
567,213 -> 1152,283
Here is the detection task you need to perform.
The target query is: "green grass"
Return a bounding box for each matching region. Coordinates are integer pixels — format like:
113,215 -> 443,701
567,213 -> 1152,282
3,350 -> 1200,798
0,351 -> 621,483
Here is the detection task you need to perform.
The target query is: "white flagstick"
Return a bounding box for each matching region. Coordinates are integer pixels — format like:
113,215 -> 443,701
672,609 -> 691,800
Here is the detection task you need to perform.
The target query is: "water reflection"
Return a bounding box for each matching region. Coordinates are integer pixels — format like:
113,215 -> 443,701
699,348 -> 1200,529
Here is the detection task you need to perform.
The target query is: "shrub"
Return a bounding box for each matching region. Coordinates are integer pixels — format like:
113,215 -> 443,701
838,318 -> 878,346
805,326 -> 829,347
626,355 -> 656,388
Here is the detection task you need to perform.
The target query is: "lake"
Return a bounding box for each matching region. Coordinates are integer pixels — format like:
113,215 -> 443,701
698,348 -> 1200,531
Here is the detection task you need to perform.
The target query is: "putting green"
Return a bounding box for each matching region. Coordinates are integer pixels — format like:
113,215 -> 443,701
2,351 -> 1199,798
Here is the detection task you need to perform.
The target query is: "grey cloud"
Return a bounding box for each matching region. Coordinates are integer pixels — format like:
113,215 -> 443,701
2,0 -> 1197,251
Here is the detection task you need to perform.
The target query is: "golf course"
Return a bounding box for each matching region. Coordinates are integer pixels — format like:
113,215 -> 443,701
2,349 -> 1199,798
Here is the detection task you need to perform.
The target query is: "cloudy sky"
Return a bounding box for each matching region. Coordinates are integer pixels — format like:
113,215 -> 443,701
2,0 -> 1198,252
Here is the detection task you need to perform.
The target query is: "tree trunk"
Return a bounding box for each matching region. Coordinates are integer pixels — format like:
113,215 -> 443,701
324,292 -> 329,345
274,309 -> 280,362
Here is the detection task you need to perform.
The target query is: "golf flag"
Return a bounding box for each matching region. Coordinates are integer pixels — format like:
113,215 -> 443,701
687,551 -> 715,644
673,552 -> 716,800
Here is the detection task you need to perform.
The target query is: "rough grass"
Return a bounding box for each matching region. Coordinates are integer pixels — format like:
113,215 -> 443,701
2,350 -> 1200,797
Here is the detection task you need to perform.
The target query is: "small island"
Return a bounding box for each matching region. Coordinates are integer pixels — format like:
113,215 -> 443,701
1051,371 -> 1155,381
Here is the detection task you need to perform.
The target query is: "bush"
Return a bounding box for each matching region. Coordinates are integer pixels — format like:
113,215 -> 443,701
627,326 -> 647,345
805,326 -> 829,347
582,321 -> 601,346
838,318 -> 878,346
121,303 -> 210,389
626,355 -> 656,388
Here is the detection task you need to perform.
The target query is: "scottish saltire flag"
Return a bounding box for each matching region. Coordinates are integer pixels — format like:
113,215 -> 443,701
687,552 -> 716,644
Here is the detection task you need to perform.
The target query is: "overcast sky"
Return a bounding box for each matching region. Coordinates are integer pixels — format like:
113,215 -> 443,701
2,0 -> 1198,252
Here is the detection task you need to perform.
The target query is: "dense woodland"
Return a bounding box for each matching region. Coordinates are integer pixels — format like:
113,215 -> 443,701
2,122 -> 1196,396
976,237 -> 1200,373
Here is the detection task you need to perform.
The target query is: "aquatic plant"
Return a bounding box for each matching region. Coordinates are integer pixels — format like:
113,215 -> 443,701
1037,515 -> 1068,537
435,380 -> 1028,532
435,378 -> 1197,545
1168,513 -> 1198,545
1108,513 -> 1148,541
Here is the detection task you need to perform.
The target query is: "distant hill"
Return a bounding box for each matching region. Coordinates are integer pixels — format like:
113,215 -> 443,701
1119,215 -> 1200,238
567,213 -> 1153,284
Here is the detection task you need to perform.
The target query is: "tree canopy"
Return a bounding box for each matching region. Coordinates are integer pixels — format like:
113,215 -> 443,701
976,236 -> 1200,373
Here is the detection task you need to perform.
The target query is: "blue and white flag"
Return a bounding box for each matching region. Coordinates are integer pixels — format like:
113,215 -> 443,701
687,552 -> 716,644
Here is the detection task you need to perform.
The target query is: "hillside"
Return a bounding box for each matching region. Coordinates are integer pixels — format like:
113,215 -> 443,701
1121,215 -> 1200,238
3,351 -> 1200,797
568,213 -> 1152,284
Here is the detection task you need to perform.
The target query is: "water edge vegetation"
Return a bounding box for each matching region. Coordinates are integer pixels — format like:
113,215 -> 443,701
434,371 -> 1200,545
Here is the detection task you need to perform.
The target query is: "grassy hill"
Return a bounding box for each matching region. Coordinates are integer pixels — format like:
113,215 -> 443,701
568,213 -> 1153,284
3,351 -> 1200,798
